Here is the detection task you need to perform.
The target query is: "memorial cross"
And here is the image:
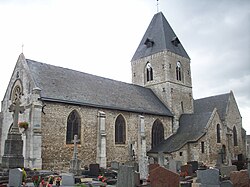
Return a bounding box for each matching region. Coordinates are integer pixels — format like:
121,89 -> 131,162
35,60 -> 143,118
9,87 -> 25,133
72,134 -> 79,160
218,149 -> 225,164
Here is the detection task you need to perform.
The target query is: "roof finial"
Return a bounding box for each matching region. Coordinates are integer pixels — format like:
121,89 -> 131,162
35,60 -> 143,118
156,0 -> 159,13
21,44 -> 24,53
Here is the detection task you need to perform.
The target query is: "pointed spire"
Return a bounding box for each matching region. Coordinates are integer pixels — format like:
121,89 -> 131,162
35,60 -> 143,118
131,12 -> 190,61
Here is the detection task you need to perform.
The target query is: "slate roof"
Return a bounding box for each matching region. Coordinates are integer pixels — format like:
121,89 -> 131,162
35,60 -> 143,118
131,12 -> 190,61
194,93 -> 230,121
148,93 -> 231,153
26,59 -> 173,116
149,112 -> 212,153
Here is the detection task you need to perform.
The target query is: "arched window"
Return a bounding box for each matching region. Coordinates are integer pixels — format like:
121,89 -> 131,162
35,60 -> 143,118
217,124 -> 221,143
115,114 -> 126,144
233,126 -> 238,146
66,110 -> 81,144
176,61 -> 182,81
146,62 -> 153,82
152,119 -> 164,148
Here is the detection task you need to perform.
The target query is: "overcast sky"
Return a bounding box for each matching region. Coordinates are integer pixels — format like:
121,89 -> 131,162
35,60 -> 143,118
0,0 -> 249,133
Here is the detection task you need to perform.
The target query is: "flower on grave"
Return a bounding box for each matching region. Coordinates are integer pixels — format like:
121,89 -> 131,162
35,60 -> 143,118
32,175 -> 41,186
98,175 -> 107,182
180,171 -> 188,178
22,168 -> 27,182
18,121 -> 29,129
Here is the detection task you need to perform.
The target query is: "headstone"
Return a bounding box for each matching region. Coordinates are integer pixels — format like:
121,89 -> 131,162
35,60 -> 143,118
168,158 -> 177,173
176,161 -> 182,172
158,152 -> 164,166
69,135 -> 82,175
149,165 -> 179,187
111,161 -> 119,170
220,165 -> 237,178
180,181 -> 192,187
89,163 -> 100,176
196,168 -> 220,186
220,180 -> 233,187
230,170 -> 249,187
215,149 -> 224,169
187,161 -> 198,173
149,157 -> 155,164
2,87 -> 25,168
117,165 -> 139,187
125,161 -> 139,172
248,161 -> 250,178
9,168 -> 23,187
61,173 -> 75,186
181,164 -> 193,176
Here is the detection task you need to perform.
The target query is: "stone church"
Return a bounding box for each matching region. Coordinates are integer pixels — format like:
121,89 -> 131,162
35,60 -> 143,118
0,11 -> 246,171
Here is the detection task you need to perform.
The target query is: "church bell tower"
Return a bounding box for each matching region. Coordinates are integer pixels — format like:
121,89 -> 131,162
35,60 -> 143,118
131,12 -> 193,132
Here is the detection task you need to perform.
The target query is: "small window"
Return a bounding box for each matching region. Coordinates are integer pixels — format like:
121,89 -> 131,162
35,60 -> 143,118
144,38 -> 154,48
146,62 -> 153,82
181,101 -> 184,113
179,152 -> 183,156
217,124 -> 221,143
233,126 -> 238,146
176,61 -> 182,81
201,142 -> 205,153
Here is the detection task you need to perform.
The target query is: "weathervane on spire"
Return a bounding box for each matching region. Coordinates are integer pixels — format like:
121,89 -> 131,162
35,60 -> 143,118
156,0 -> 159,13
21,44 -> 24,53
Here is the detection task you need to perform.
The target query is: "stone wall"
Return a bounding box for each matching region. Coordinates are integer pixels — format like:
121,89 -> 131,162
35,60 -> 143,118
0,54 -> 37,164
225,92 -> 246,159
41,101 -> 172,170
171,110 -> 228,165
131,51 -> 193,133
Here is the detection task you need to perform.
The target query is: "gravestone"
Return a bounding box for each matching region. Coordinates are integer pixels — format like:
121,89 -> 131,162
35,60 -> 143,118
197,168 -> 220,186
215,149 -> 224,169
220,180 -> 233,187
230,170 -> 249,187
2,87 -> 24,168
89,163 -> 100,176
149,165 -> 179,187
168,158 -> 177,173
149,157 -> 154,164
69,135 -> 82,175
220,165 -> 237,177
61,173 -> 75,186
157,152 -> 164,166
248,161 -> 250,178
181,164 -> 193,176
111,161 -> 119,170
117,165 -> 139,187
176,161 -> 182,172
9,168 -> 23,187
125,161 -> 139,172
187,161 -> 198,173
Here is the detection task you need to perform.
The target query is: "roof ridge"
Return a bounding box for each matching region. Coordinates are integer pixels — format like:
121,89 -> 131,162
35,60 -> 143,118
195,92 -> 230,101
26,58 -> 136,87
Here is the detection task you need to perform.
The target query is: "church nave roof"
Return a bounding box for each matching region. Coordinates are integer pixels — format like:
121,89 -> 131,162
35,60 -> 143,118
26,58 -> 173,117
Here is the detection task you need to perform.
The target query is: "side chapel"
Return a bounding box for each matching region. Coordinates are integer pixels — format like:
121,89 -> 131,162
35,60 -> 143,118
0,11 -> 246,170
